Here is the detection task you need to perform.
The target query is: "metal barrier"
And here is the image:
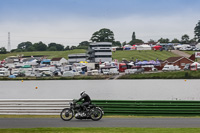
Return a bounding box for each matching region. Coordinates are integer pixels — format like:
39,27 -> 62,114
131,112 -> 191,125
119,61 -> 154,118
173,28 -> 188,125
0,99 -> 200,116
0,99 -> 72,115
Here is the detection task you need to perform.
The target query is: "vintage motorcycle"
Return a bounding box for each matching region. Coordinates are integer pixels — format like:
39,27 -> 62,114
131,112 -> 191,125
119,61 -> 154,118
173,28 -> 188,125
60,100 -> 104,121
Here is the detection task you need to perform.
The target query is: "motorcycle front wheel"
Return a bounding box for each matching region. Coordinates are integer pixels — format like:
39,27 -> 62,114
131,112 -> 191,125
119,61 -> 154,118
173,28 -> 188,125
60,108 -> 74,121
90,108 -> 103,121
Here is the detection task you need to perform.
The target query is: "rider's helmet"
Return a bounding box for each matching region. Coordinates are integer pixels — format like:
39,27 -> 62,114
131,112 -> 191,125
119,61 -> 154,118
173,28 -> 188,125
80,91 -> 85,96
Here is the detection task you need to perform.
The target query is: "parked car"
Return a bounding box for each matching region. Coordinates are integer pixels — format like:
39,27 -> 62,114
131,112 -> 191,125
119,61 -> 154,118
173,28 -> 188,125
91,70 -> 99,75
125,69 -> 138,74
162,65 -> 181,71
109,68 -> 119,75
193,48 -> 200,51
134,68 -> 145,74
0,68 -> 9,77
102,69 -> 110,75
62,71 -> 75,77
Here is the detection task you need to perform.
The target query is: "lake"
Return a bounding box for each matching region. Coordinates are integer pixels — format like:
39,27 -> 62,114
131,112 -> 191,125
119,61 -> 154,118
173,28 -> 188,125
0,80 -> 200,100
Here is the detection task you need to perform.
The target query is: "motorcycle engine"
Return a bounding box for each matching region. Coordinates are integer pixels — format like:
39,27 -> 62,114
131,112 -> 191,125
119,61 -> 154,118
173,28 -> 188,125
75,112 -> 86,119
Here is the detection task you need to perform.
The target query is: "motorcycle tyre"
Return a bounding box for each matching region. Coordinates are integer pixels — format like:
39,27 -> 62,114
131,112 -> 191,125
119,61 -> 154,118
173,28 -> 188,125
60,108 -> 74,121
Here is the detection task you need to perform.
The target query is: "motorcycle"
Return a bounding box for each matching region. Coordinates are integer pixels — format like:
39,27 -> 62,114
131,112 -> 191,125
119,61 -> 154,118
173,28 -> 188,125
60,100 -> 104,121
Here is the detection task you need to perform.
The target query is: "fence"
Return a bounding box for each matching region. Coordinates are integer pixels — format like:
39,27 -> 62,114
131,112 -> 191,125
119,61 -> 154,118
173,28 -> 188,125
92,100 -> 200,116
0,99 -> 200,116
0,99 -> 71,115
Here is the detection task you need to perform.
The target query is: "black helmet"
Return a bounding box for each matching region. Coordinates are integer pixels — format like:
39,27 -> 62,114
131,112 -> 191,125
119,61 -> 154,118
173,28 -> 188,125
80,91 -> 85,96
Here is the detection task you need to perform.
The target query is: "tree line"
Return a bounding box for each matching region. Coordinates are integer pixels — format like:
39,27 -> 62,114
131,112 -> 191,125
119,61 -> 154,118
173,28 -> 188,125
1,20 -> 200,54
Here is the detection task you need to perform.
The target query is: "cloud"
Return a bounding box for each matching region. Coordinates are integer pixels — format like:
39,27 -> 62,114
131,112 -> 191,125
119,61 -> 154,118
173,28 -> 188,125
0,11 -> 199,49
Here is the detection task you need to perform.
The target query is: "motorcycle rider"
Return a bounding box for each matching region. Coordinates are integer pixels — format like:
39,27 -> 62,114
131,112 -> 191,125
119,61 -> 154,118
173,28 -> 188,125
76,91 -> 91,112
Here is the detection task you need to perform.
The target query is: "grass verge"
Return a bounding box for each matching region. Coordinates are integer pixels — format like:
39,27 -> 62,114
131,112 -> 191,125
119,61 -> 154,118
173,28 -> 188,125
0,127 -> 200,133
1,115 -> 200,118
0,75 -> 109,80
119,70 -> 200,79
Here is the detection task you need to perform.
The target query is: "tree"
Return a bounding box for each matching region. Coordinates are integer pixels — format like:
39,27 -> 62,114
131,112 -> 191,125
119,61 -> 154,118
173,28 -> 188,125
129,39 -> 144,45
64,46 -> 70,50
132,32 -> 136,41
129,32 -> 144,45
77,41 -> 90,49
90,28 -> 115,42
0,47 -> 7,54
122,41 -> 127,46
158,38 -> 170,43
148,39 -> 156,43
17,41 -> 32,50
48,43 -> 64,51
27,46 -> 36,51
70,46 -> 77,50
181,34 -> 190,44
194,20 -> 200,42
33,41 -> 47,51
171,38 -> 180,43
112,41 -> 121,47
48,46 -> 57,51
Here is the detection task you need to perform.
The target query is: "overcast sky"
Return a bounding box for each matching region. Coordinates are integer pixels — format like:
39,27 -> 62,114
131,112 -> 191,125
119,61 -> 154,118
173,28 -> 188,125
0,0 -> 200,49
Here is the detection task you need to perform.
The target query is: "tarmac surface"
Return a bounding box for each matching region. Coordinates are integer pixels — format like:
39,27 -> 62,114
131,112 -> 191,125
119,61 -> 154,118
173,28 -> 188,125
1,118 -> 200,128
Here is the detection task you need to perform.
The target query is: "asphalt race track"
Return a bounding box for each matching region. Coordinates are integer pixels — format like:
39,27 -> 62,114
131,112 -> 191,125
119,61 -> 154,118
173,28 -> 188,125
0,118 -> 200,128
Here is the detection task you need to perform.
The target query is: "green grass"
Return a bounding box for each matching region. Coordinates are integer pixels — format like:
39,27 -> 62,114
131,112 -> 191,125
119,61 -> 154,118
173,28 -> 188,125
1,50 -> 177,61
184,51 -> 195,55
0,75 -> 109,80
112,50 -> 177,61
0,49 -> 86,60
119,70 -> 200,79
0,127 -> 200,133
1,115 -> 200,118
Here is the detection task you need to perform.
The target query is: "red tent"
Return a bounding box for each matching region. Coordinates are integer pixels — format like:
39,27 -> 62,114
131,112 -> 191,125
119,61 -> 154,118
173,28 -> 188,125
153,45 -> 162,50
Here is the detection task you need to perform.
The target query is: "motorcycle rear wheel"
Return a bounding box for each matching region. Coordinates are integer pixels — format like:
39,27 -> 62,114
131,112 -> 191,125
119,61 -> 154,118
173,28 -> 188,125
60,108 -> 74,121
90,108 -> 103,121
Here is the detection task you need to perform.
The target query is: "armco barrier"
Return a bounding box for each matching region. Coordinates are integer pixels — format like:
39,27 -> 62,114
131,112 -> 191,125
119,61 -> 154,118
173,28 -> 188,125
0,99 -> 200,116
92,100 -> 200,116
0,99 -> 72,115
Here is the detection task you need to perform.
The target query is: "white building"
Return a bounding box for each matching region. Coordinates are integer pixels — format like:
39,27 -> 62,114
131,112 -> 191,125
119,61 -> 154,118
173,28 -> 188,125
50,57 -> 68,66
88,42 -> 112,63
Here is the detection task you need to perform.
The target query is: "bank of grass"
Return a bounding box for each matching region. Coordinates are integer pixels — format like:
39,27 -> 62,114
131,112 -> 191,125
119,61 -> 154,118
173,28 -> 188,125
1,115 -> 200,118
0,49 -> 86,60
112,50 -> 177,61
0,75 -> 109,80
1,49 -> 177,61
0,127 -> 200,133
119,70 -> 200,79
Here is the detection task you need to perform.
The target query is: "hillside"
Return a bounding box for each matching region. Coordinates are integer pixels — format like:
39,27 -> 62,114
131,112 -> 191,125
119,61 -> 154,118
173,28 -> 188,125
0,49 -> 180,61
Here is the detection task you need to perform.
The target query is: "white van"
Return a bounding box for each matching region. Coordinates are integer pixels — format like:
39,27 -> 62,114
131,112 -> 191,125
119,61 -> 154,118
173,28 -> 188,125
162,65 -> 181,71
0,68 -> 9,76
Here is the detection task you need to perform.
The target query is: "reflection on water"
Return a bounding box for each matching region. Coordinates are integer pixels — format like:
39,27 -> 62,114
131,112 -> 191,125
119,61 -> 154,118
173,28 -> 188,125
0,80 -> 200,100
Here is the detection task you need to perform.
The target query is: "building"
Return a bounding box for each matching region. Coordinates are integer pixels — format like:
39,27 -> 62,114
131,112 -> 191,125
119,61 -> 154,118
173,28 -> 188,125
87,42 -> 112,63
50,57 -> 68,66
68,53 -> 87,64
163,56 -> 194,69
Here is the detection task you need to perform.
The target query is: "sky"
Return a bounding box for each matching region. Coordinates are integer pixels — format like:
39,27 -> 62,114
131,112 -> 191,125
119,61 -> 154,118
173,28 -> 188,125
0,0 -> 200,49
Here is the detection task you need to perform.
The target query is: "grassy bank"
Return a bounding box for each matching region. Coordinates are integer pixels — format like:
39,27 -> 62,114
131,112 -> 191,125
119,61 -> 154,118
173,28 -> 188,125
0,49 -> 86,60
119,70 -> 200,79
0,75 -> 109,80
0,127 -> 200,133
112,50 -> 177,61
1,49 -> 177,61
